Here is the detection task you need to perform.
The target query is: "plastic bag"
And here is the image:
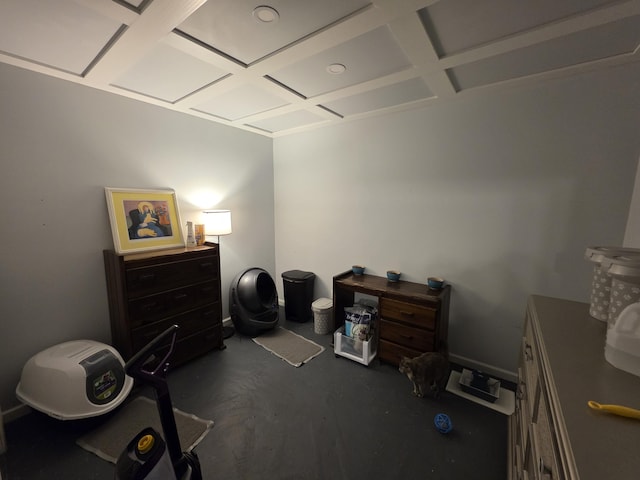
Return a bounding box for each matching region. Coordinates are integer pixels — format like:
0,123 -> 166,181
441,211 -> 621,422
344,303 -> 377,340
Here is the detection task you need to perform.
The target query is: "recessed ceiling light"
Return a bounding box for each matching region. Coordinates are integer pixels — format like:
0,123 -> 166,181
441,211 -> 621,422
253,5 -> 279,23
326,63 -> 346,75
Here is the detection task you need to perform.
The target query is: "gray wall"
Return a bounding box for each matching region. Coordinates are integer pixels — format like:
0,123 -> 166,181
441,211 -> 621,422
0,63 -> 275,410
274,61 -> 640,377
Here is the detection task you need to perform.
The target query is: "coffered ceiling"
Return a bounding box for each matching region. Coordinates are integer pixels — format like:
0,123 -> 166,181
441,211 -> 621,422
1,0 -> 638,137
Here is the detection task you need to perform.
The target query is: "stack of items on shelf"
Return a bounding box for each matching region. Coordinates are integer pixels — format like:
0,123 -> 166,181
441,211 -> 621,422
344,303 -> 376,343
334,301 -> 378,366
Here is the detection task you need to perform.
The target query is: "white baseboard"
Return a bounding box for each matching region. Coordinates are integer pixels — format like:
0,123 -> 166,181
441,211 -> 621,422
2,403 -> 31,424
449,353 -> 518,385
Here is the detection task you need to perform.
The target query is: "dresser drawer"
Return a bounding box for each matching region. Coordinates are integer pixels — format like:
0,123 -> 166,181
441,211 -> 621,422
378,338 -> 423,366
380,297 -> 436,330
131,305 -> 222,351
379,319 -> 434,351
126,256 -> 218,297
128,280 -> 220,327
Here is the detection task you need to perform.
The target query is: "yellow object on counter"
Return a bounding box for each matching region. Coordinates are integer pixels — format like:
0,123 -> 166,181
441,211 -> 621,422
588,400 -> 640,420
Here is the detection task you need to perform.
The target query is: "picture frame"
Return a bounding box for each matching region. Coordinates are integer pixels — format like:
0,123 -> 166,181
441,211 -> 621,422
105,187 -> 185,255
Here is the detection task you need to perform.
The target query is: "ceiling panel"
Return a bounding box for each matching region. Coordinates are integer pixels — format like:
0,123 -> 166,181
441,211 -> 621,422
192,84 -> 290,120
111,40 -> 229,102
419,0 -> 623,57
448,14 -> 640,91
246,109 -> 328,133
269,26 -> 412,98
176,0 -> 371,65
321,78 -> 434,117
0,0 -> 123,75
1,0 -> 638,137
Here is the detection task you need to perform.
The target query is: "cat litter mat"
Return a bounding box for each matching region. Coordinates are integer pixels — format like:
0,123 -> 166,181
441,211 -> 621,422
585,247 -> 640,321
16,340 -> 133,420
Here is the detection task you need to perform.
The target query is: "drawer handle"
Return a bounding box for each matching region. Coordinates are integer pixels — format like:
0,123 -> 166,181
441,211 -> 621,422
141,302 -> 158,311
139,273 -> 155,282
400,334 -> 414,340
199,262 -> 213,269
202,310 -> 215,317
524,343 -> 533,361
400,311 -> 415,317
539,458 -> 552,475
174,293 -> 188,301
517,382 -> 525,400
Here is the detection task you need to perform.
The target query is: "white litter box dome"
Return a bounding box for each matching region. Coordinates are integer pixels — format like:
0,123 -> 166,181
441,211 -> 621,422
16,340 -> 133,420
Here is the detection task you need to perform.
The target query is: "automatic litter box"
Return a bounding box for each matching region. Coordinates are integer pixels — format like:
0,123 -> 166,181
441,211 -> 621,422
230,267 -> 279,336
16,339 -> 133,420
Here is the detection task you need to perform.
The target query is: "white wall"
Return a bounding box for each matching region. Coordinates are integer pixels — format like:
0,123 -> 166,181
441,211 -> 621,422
0,63 -> 275,410
274,61 -> 640,376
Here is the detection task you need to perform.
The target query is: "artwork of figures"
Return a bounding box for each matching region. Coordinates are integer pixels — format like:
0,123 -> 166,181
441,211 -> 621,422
125,200 -> 173,239
105,188 -> 185,254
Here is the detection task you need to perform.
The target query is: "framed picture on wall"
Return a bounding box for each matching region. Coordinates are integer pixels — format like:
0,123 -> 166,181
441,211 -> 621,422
105,187 -> 185,255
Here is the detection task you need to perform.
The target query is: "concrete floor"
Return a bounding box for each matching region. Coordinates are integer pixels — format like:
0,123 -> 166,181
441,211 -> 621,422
1,315 -> 507,479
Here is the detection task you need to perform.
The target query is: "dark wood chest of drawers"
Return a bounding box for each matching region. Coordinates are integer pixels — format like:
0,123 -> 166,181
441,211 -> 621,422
333,271 -> 450,366
104,244 -> 224,366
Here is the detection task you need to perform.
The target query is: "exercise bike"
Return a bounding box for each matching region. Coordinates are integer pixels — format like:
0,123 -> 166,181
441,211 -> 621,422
115,325 -> 203,480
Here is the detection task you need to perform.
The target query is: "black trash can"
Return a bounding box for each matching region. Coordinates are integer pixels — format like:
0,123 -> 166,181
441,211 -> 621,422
282,270 -> 316,322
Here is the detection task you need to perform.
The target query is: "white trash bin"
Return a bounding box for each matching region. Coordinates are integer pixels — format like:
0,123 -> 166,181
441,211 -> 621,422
312,298 -> 333,334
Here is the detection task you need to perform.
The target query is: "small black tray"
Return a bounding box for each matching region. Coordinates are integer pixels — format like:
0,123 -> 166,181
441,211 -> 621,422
459,369 -> 500,403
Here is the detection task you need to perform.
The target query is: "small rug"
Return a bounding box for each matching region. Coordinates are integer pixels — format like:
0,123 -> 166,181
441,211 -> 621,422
252,327 -> 325,367
77,396 -> 213,463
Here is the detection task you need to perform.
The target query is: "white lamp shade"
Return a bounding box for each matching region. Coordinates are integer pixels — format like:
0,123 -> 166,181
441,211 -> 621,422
203,210 -> 232,236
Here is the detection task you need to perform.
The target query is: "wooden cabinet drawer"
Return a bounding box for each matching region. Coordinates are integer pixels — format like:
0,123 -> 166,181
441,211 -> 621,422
380,297 -> 436,330
379,319 -> 434,351
128,280 -> 220,327
131,304 -> 222,350
378,338 -> 423,365
105,246 -> 224,366
533,391 -> 560,479
126,256 -> 218,297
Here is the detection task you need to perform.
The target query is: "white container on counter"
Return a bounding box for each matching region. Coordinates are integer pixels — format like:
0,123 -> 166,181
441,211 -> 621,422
605,302 -> 640,377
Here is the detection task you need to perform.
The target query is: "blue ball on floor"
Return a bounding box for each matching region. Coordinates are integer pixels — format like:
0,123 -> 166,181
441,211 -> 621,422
434,413 -> 452,434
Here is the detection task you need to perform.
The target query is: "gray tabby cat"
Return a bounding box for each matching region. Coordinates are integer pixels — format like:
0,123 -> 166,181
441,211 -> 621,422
399,350 -> 450,399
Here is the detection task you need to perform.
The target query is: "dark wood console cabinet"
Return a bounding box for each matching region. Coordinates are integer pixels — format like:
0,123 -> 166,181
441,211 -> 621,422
104,243 -> 224,366
333,271 -> 450,366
